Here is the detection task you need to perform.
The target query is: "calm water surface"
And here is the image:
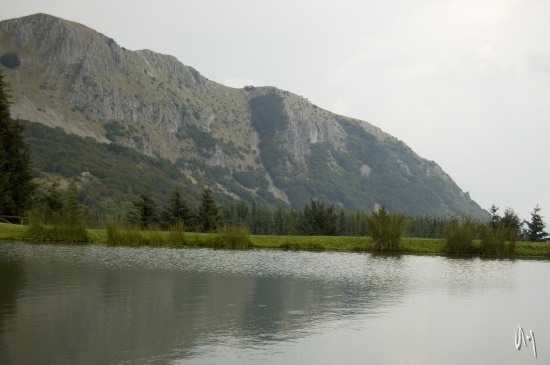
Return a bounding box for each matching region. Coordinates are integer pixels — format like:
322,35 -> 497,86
0,242 -> 548,364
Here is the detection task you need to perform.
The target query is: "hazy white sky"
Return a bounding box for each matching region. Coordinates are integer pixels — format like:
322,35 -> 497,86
3,0 -> 550,221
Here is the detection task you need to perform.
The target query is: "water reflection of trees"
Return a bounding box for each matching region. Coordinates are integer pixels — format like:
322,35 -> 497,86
0,245 -> 27,365
0,245 -> 411,364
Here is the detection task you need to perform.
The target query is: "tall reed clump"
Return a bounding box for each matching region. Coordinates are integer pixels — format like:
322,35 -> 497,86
166,220 -> 186,247
24,209 -> 89,242
104,219 -> 145,246
480,225 -> 517,256
145,224 -> 165,246
443,217 -> 478,254
24,209 -> 50,241
365,206 -> 406,252
214,226 -> 253,249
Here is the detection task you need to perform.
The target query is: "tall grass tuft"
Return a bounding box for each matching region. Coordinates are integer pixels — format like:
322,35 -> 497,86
24,210 -> 89,242
366,206 -> 406,252
145,225 -> 165,246
105,218 -> 118,243
166,220 -> 186,247
480,225 -> 517,256
443,217 -> 478,255
105,219 -> 145,246
214,226 -> 253,249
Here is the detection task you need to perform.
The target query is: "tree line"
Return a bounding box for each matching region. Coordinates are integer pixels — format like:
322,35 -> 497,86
18,175 -> 548,242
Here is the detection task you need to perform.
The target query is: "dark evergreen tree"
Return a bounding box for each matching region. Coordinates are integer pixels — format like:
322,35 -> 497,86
249,202 -> 273,235
523,205 -> 548,242
197,187 -> 220,232
163,186 -> 192,228
234,201 -> 250,226
273,207 -> 288,235
489,204 -> 501,231
299,199 -> 338,236
287,209 -> 299,235
500,207 -> 522,239
336,210 -> 347,236
222,201 -> 249,227
481,204 -> 520,247
0,71 -> 34,217
128,186 -> 159,228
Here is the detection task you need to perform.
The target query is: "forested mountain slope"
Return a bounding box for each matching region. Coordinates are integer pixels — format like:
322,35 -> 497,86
0,13 -> 487,219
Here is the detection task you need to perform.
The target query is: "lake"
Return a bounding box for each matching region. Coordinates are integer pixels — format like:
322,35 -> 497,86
0,242 -> 547,364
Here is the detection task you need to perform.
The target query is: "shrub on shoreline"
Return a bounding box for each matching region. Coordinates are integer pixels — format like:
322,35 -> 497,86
24,210 -> 88,243
105,219 -> 188,247
443,217 -> 477,255
213,226 -> 252,249
366,206 -> 406,252
480,225 -> 517,256
166,220 -> 186,246
105,219 -> 144,246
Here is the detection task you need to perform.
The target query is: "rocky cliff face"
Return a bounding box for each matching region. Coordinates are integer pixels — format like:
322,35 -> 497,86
0,13 -> 487,218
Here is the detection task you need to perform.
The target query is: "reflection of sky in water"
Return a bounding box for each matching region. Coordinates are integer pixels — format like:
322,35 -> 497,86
0,243 -> 548,364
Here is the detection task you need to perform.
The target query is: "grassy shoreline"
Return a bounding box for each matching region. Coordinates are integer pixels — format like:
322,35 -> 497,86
1,222 -> 550,258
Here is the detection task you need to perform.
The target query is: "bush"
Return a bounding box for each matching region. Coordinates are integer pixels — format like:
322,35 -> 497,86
366,206 -> 406,252
105,218 -> 118,243
166,220 -> 186,246
145,226 -> 165,246
299,199 -> 338,236
443,217 -> 477,254
480,225 -> 517,256
105,219 -> 145,246
24,211 -> 89,243
215,226 -> 252,249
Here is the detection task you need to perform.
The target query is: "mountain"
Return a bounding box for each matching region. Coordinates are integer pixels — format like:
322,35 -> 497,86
0,13 -> 488,219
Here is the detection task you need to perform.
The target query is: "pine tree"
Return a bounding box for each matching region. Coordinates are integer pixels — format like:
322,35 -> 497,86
489,204 -> 501,231
524,205 -> 548,242
197,187 -> 220,232
164,186 -> 192,228
299,199 -> 338,236
0,71 -> 34,217
128,186 -> 159,229
500,207 -> 522,240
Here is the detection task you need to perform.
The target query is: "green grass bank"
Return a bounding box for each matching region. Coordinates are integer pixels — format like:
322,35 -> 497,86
1,223 -> 550,258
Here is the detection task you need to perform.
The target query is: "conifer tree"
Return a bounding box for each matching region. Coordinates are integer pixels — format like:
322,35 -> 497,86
0,71 -> 34,217
500,207 -> 522,240
524,205 -> 548,242
164,186 -> 192,227
197,187 -> 220,232
299,199 -> 338,236
128,186 -> 159,229
489,204 -> 501,231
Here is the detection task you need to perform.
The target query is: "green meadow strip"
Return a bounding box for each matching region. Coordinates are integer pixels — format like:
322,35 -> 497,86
1,223 -> 550,258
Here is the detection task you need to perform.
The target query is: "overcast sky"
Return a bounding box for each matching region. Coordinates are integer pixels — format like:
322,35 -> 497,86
3,0 -> 550,221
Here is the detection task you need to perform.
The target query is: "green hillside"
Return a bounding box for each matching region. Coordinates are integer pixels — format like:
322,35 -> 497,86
1,14 -> 488,220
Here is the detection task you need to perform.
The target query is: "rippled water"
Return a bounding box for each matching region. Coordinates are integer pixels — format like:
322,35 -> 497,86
0,242 -> 548,364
